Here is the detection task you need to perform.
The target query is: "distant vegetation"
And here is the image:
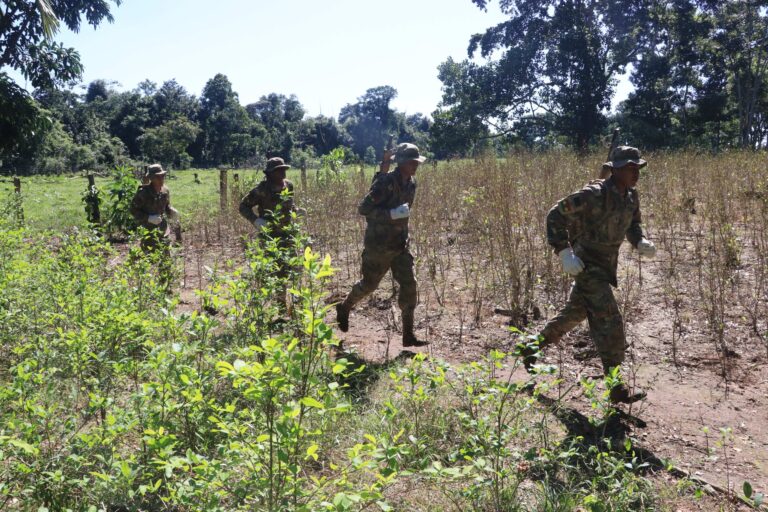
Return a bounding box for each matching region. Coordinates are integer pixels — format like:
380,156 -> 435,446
2,1 -> 767,177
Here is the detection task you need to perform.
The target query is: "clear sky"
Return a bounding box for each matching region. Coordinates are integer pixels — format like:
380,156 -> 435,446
38,0 -> 512,117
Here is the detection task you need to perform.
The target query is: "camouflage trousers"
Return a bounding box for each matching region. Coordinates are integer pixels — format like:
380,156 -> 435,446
539,269 -> 625,372
343,247 -> 417,314
138,230 -> 173,291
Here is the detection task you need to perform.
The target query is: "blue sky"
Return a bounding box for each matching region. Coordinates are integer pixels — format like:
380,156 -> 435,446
44,0 -> 508,116
18,0 -> 633,117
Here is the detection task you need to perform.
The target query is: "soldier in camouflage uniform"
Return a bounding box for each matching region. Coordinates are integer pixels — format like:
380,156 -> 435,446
129,164 -> 179,249
526,146 -> 657,403
129,164 -> 179,287
239,157 -> 301,308
239,157 -> 298,240
336,143 -> 427,347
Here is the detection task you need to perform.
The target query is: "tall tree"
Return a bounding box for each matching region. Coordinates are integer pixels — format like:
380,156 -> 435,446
0,0 -> 120,89
437,0 -> 648,152
195,73 -> 256,166
339,86 -> 398,158
246,93 -> 305,160
138,117 -> 200,169
151,79 -> 198,126
714,1 -> 768,148
300,115 -> 351,157
0,0 -> 121,171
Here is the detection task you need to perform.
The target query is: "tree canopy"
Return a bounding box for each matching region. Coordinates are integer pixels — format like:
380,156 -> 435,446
432,0 -> 768,153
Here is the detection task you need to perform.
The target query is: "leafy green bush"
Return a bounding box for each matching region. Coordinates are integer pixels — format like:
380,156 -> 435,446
103,165 -> 139,236
0,218 -> 664,510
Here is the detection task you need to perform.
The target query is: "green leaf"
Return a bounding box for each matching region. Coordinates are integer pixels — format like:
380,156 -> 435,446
120,461 -> 131,479
9,439 -> 39,456
306,444 -> 319,461
744,481 -> 753,499
301,397 -> 324,409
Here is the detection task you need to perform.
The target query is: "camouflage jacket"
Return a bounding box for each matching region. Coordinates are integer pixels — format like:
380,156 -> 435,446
358,168 -> 416,251
547,176 -> 644,286
239,179 -> 296,236
129,184 -> 172,236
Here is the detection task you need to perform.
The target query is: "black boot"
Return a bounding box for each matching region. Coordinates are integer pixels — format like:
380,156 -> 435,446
519,345 -> 538,374
336,303 -> 350,333
609,383 -> 647,404
402,310 -> 428,347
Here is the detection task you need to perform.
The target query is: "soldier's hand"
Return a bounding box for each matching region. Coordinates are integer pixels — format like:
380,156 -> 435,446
389,203 -> 410,220
253,217 -> 268,230
382,148 -> 394,164
148,214 -> 163,225
558,248 -> 585,276
637,238 -> 657,258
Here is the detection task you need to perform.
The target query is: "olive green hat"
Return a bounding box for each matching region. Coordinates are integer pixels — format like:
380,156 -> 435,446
264,157 -> 291,174
392,143 -> 426,164
146,163 -> 166,177
605,146 -> 647,169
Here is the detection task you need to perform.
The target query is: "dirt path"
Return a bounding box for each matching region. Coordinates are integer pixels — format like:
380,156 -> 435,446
175,234 -> 768,504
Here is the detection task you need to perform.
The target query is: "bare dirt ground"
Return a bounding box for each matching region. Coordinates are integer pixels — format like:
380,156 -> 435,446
172,224 -> 768,510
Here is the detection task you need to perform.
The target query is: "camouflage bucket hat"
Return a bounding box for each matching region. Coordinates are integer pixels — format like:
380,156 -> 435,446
606,146 -> 647,169
146,163 -> 166,177
265,157 -> 291,174
392,143 -> 426,164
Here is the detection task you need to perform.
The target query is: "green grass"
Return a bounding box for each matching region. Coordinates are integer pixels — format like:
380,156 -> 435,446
0,168 -> 308,232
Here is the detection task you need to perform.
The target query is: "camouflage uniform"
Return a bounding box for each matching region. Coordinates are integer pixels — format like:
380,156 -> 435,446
238,178 -> 297,241
239,158 -> 299,310
129,165 -> 176,289
342,168 -> 418,320
539,175 -> 645,372
129,183 -> 173,250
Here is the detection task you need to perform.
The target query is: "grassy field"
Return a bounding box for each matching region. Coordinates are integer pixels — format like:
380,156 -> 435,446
0,168 -> 308,232
2,152 -> 768,510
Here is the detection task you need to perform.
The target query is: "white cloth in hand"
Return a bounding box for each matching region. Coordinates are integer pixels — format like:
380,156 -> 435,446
390,204 -> 410,220
253,217 -> 268,229
558,248 -> 585,276
147,214 -> 162,225
637,238 -> 656,258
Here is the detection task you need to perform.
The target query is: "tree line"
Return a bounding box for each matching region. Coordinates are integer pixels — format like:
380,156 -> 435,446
2,73 -> 431,175
433,0 -> 768,155
1,0 -> 767,175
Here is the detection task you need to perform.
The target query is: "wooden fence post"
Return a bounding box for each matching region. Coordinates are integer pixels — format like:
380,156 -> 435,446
219,169 -> 228,212
85,174 -> 101,224
12,176 -> 23,222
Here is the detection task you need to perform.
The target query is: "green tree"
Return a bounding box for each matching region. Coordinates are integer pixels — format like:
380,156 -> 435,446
246,93 -> 305,160
301,115 -> 351,156
437,0 -> 646,152
0,0 -> 121,171
195,73 -> 256,166
0,74 -> 51,173
714,1 -> 768,148
138,117 -> 200,169
151,79 -> 198,126
339,86 -> 398,159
